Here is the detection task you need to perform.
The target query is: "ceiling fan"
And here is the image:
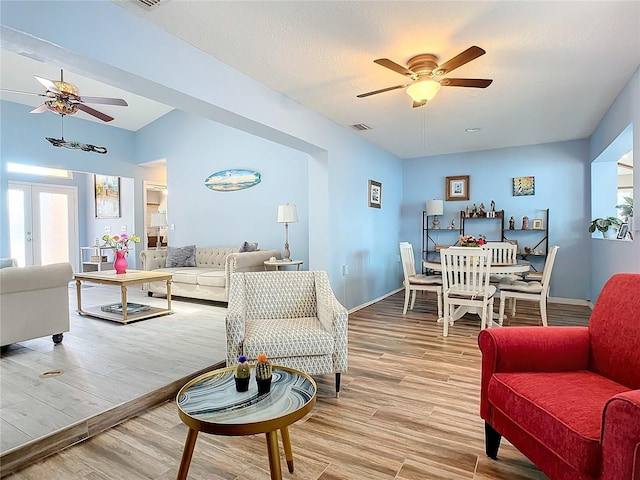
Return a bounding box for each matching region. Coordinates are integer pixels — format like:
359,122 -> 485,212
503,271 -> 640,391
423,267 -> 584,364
357,46 -> 493,108
1,69 -> 128,122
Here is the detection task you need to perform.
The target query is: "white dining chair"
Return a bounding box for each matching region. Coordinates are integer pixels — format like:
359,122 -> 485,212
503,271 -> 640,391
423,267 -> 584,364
498,245 -> 560,326
440,247 -> 496,337
399,242 -> 442,317
482,242 -> 519,283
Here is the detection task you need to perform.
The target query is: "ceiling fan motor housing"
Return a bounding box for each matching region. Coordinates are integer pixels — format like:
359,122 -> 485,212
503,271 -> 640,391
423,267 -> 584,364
407,54 -> 439,77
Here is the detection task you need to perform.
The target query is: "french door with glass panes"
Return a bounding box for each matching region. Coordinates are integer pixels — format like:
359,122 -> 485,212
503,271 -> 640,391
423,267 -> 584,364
7,181 -> 78,270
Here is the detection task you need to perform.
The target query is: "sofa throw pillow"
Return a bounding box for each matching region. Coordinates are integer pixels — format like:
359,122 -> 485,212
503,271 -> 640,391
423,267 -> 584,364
165,245 -> 196,267
0,258 -> 16,269
239,241 -> 258,253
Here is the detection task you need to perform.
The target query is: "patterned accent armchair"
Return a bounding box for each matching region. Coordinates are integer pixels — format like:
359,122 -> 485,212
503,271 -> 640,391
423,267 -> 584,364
226,271 -> 348,396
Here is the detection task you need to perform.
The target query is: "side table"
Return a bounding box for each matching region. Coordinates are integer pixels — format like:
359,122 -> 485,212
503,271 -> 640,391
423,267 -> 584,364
176,365 -> 316,480
263,260 -> 303,271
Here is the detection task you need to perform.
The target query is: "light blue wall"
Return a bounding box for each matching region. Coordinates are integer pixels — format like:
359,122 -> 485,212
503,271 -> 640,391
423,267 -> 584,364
135,109 -> 309,262
402,140 -> 591,300
588,68 -> 640,300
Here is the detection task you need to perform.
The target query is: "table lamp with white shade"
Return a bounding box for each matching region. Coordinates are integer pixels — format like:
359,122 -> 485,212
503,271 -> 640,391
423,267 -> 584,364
426,199 -> 444,229
150,212 -> 168,250
277,204 -> 298,261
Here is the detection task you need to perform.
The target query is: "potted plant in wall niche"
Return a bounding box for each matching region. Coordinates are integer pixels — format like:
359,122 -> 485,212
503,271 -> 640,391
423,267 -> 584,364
588,217 -> 622,238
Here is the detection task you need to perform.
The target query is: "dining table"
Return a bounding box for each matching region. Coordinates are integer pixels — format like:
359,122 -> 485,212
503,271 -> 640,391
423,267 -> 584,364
422,258 -> 531,323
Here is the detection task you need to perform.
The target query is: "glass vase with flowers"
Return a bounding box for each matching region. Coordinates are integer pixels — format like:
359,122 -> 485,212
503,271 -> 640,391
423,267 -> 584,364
102,233 -> 140,274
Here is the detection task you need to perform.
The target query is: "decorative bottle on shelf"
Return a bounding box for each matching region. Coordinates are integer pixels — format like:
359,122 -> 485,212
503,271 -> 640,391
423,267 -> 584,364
114,251 -> 128,274
255,353 -> 273,395
234,355 -> 251,392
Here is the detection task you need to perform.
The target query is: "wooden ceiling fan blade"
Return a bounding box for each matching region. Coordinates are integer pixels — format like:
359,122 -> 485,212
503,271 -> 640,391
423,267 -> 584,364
374,59 -> 414,77
412,100 -> 427,109
34,75 -> 60,94
29,104 -> 48,114
357,84 -> 406,98
76,103 -> 114,122
80,96 -> 128,106
434,46 -> 486,76
440,78 -> 493,88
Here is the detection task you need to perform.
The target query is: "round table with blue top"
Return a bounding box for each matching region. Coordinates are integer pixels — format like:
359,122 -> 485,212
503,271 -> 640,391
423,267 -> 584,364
176,365 -> 316,480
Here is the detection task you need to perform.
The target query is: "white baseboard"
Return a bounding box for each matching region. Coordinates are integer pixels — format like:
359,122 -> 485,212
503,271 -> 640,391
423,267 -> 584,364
348,288 -> 403,314
348,290 -> 593,314
548,296 -> 593,309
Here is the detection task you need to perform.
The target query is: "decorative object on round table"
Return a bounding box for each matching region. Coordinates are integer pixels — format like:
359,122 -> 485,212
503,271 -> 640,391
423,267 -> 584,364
255,353 -> 273,395
459,234 -> 486,247
234,355 -> 251,392
114,251 -> 128,274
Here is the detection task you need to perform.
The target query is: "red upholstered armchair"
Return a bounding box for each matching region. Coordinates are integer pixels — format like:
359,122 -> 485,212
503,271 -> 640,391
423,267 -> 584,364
478,273 -> 640,480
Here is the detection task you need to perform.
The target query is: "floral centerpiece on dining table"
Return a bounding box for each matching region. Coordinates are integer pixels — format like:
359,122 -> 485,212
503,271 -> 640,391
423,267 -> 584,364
458,234 -> 487,247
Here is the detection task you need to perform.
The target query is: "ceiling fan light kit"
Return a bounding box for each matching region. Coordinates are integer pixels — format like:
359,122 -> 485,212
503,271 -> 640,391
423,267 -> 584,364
406,79 -> 441,103
358,46 -> 493,108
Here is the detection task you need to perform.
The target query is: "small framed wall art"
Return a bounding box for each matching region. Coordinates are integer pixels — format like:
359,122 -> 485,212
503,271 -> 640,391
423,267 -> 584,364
368,180 -> 382,208
513,176 -> 535,196
617,223 -> 629,240
445,175 -> 470,201
532,218 -> 544,230
95,175 -> 121,218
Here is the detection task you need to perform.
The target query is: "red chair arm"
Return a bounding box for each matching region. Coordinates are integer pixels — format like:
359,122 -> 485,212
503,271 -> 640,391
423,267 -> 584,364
478,327 -> 591,421
600,389 -> 640,480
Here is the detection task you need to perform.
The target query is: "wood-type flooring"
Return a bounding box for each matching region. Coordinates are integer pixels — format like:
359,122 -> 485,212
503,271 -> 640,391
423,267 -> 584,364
3,289 -> 592,479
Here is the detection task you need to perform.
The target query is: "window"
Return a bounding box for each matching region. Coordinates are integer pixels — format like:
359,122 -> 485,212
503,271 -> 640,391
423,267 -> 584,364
7,162 -> 73,179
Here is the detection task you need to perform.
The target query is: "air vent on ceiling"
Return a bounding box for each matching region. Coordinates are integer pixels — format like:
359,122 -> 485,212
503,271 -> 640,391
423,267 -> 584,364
351,123 -> 372,131
133,0 -> 163,8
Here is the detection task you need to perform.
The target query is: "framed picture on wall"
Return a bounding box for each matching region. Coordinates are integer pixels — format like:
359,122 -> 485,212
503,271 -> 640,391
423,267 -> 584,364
445,175 -> 470,201
617,222 -> 629,240
513,176 -> 535,196
368,179 -> 382,208
95,175 -> 121,218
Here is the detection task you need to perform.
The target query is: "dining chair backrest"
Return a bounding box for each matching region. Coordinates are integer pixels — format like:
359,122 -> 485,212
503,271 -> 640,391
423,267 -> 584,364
540,245 -> 560,291
440,247 -> 493,295
399,242 -> 417,282
482,242 -> 517,265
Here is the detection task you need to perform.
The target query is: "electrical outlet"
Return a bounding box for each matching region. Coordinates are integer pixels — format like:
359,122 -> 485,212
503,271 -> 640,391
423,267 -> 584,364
171,223 -> 175,230
341,264 -> 349,275
104,226 -> 111,233
121,225 -> 127,232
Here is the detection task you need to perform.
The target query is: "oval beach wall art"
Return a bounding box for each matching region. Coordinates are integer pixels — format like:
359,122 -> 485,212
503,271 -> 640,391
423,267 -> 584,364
205,169 -> 261,192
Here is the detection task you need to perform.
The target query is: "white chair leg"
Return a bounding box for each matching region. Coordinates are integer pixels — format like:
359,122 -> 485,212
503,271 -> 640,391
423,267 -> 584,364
511,297 -> 517,317
540,296 -> 548,326
499,292 -> 506,326
480,303 -> 487,330
410,290 -> 417,310
436,288 -> 443,320
443,300 -> 450,337
487,298 -> 495,328
403,287 -> 410,315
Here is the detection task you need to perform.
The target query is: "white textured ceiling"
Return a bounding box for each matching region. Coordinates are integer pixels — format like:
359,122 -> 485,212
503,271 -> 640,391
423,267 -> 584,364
3,1 -> 640,159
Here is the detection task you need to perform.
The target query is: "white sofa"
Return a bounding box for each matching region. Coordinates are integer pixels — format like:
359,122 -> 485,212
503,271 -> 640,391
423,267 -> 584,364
139,247 -> 281,303
0,262 -> 73,347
